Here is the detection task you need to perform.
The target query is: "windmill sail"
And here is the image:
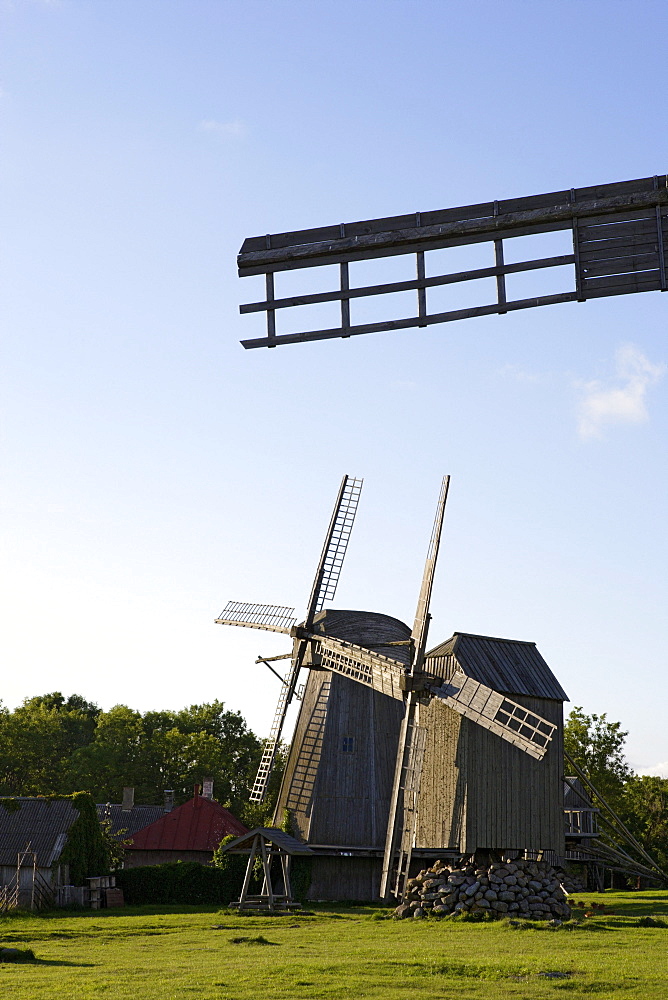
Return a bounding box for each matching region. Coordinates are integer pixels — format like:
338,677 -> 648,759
429,669 -> 556,760
245,476 -> 363,804
249,679 -> 291,802
305,476 -> 363,623
381,476 -> 450,900
411,476 -> 450,668
311,634 -> 406,701
215,602 -> 297,634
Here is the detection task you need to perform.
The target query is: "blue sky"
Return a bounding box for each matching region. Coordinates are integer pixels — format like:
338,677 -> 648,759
2,0 -> 667,774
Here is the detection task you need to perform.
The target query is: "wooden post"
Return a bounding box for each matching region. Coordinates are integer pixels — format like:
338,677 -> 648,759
281,853 -> 292,903
238,834 -> 259,908
260,837 -> 274,910
416,250 -> 427,326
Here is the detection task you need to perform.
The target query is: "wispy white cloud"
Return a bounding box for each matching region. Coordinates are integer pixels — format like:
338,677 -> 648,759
638,760 -> 668,778
197,118 -> 247,138
576,344 -> 665,440
498,363 -> 542,383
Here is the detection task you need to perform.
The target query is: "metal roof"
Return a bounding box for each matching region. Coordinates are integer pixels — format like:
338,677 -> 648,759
0,797 -> 79,867
128,796 -> 247,853
216,827 -> 314,856
426,632 -> 568,701
96,804 -> 164,840
564,777 -> 596,810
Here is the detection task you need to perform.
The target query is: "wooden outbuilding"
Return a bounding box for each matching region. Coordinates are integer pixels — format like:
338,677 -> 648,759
275,609 -> 409,900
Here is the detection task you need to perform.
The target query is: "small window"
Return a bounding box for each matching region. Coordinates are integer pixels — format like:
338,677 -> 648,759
341,736 -> 356,753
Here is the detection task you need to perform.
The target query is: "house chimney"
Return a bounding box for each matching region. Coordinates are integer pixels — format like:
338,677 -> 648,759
201,778 -> 214,801
121,787 -> 134,812
193,783 -> 200,798
163,789 -> 174,813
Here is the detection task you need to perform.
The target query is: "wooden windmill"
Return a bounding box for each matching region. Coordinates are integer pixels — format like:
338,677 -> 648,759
217,477 -> 567,901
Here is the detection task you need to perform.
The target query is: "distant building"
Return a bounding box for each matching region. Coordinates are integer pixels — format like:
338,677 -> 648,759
124,785 -> 248,868
0,794 -> 108,907
0,797 -> 77,900
96,787 -> 169,842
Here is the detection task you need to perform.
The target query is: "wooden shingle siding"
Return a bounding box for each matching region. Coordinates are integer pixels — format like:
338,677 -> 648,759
307,857 -> 383,901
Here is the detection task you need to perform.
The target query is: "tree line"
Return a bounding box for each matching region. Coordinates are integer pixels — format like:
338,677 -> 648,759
0,693 -> 665,866
0,692 -> 283,824
564,706 -> 668,872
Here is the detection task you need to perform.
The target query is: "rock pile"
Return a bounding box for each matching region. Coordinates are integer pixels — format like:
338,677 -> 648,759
558,869 -> 587,894
394,858 -> 571,921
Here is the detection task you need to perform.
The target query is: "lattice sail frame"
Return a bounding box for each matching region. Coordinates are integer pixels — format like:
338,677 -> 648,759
217,476 -> 364,806
215,602 -> 297,634
313,477 -> 363,614
238,174 -> 668,349
429,669 -> 556,760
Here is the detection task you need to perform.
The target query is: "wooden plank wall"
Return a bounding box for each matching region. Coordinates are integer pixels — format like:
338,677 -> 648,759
415,696 -> 564,855
275,610 -> 409,848
307,857 -> 382,901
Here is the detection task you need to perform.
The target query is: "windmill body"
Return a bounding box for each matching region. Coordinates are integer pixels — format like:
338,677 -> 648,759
275,609 -> 409,901
217,477 -> 569,901
417,633 -> 567,859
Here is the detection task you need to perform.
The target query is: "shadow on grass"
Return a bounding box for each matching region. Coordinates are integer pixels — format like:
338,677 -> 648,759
32,959 -> 99,968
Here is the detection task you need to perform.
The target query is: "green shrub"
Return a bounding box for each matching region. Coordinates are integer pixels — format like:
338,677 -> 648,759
114,861 -> 243,906
59,792 -> 110,885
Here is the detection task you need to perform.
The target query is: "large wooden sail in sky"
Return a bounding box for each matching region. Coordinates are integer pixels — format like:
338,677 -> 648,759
237,174 -> 667,349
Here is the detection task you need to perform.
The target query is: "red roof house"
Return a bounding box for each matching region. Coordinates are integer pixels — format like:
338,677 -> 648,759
124,789 -> 248,868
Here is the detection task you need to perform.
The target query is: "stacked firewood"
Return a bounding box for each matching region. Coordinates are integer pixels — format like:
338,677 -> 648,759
394,858 -> 572,920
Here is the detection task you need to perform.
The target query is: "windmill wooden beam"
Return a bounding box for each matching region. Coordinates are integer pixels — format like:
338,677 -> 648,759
238,174 -> 668,349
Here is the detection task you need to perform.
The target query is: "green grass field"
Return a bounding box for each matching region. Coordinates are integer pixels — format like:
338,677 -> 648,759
0,891 -> 666,999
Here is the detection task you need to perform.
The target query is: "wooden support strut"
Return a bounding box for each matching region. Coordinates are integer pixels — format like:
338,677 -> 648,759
239,185 -> 668,274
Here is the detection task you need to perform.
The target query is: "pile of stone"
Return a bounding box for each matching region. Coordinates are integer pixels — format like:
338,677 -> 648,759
558,869 -> 587,893
394,858 -> 571,921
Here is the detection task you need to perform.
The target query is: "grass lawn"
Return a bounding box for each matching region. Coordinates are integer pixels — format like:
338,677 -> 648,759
0,891 -> 666,999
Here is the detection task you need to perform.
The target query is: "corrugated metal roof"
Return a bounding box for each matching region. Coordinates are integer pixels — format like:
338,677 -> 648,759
426,632 -> 568,701
96,804 -> 164,840
128,796 -> 247,852
0,798 -> 79,867
216,827 -> 314,855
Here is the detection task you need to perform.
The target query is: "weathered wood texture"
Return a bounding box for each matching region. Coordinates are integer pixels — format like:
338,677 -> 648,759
416,634 -> 566,855
237,174 -> 668,348
274,609 -> 410,847
415,697 -> 564,855
306,856 -> 383,901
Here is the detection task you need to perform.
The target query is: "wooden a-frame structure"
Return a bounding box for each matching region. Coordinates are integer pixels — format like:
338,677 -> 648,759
217,827 -> 313,911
